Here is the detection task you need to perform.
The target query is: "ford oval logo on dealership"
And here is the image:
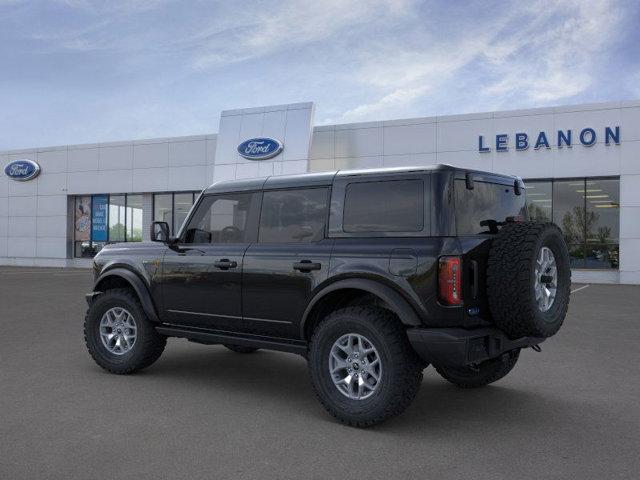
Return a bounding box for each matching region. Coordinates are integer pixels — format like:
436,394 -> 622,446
4,159 -> 41,181
237,137 -> 283,160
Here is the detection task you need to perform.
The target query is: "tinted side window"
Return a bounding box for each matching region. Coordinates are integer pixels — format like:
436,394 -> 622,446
183,193 -> 259,244
259,188 -> 328,243
343,180 -> 424,232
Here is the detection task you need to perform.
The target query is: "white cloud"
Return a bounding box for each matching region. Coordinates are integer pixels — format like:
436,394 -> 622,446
191,0 -> 415,69
0,0 -> 633,149
334,0 -> 625,122
481,0 -> 621,105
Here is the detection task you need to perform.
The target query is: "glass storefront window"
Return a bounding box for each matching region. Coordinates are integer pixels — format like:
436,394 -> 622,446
153,192 -> 198,235
174,193 -> 194,234
554,179 -> 588,268
74,196 -> 92,257
553,180 -> 586,247
524,177 -> 620,270
74,193 -> 147,257
525,180 -> 552,222
109,195 -> 126,242
126,194 -> 143,242
585,179 -> 619,269
154,193 -> 172,229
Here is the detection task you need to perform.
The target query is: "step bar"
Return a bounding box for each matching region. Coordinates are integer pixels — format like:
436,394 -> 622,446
155,324 -> 308,356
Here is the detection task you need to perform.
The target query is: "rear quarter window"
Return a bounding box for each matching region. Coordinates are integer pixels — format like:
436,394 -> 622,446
343,179 -> 424,233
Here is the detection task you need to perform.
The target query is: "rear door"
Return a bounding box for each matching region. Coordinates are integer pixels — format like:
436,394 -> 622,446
241,187 -> 333,338
453,174 -> 527,319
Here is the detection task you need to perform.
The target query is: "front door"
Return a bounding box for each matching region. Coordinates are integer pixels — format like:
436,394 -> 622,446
160,191 -> 261,332
242,187 -> 332,338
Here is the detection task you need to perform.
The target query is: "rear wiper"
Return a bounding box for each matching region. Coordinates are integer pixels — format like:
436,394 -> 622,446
479,219 -> 502,234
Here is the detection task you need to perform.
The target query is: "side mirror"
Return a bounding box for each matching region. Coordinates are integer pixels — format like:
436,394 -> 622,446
151,221 -> 170,243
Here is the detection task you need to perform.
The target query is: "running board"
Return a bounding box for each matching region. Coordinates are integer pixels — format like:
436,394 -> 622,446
155,325 -> 308,356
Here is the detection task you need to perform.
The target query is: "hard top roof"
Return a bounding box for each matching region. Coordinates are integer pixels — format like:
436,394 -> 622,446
203,164 -> 519,194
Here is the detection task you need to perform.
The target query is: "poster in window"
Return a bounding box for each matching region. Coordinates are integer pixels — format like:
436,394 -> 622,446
75,196 -> 91,242
91,195 -> 108,242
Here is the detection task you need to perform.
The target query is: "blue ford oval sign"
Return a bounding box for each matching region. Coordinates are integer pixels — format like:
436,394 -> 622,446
4,159 -> 41,181
237,137 -> 283,160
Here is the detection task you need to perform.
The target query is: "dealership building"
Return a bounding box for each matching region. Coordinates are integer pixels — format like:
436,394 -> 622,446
1,100 -> 639,284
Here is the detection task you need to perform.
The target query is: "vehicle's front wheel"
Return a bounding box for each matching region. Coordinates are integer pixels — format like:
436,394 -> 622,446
84,288 -> 167,374
435,349 -> 520,388
309,306 -> 423,427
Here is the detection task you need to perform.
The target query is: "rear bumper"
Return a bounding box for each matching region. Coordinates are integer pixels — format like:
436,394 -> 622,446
407,326 -> 544,367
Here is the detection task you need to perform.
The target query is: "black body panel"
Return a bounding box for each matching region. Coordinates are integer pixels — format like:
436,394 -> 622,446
160,243 -> 250,331
242,239 -> 334,338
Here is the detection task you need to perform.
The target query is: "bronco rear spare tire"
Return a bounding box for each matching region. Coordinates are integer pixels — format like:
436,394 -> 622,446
487,222 -> 571,339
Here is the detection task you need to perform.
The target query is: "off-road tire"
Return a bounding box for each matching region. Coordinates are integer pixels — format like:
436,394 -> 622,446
224,344 -> 259,354
308,306 -> 423,427
435,349 -> 520,388
84,288 -> 167,374
487,222 -> 571,339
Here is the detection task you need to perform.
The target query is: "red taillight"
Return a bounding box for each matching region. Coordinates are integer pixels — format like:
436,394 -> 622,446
438,256 -> 462,306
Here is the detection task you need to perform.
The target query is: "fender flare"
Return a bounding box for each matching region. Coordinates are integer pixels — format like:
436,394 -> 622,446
94,267 -> 160,323
300,278 -> 422,337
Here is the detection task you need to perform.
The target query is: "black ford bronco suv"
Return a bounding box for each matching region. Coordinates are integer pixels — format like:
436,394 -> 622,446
84,165 -> 571,427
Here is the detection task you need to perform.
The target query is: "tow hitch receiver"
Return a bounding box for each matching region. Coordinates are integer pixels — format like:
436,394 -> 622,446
407,326 -> 545,367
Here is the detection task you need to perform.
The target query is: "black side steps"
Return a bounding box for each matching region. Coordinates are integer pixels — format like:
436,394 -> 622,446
156,325 -> 308,356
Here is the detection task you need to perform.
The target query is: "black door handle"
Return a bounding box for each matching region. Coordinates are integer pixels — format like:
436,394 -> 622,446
293,260 -> 321,272
214,259 -> 238,270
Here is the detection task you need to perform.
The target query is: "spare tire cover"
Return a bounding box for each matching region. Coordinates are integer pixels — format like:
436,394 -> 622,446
487,222 -> 571,339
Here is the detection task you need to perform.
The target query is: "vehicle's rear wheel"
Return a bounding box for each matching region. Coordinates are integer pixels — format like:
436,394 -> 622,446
308,306 -> 423,427
84,288 -> 166,374
223,344 -> 259,354
487,222 -> 571,339
435,349 -> 520,388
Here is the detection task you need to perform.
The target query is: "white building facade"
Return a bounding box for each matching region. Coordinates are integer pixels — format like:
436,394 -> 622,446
1,100 -> 639,284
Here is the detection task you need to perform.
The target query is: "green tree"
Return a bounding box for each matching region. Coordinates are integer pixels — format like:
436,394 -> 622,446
527,203 -> 551,222
109,223 -> 125,242
561,206 -> 597,245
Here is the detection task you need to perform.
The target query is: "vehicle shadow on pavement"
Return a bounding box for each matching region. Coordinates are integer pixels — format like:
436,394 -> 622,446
129,342 -> 594,434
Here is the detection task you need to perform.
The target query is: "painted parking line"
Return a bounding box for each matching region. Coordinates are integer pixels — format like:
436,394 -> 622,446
571,284 -> 590,294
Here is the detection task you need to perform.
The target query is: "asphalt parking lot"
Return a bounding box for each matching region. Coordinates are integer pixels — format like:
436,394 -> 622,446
1,267 -> 639,479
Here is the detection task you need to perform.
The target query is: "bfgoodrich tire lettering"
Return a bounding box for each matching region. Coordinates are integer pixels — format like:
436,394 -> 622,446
487,222 -> 571,339
84,288 -> 166,374
309,306 -> 423,427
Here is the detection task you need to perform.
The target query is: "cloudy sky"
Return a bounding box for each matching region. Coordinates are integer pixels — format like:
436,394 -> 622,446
1,0 -> 638,150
